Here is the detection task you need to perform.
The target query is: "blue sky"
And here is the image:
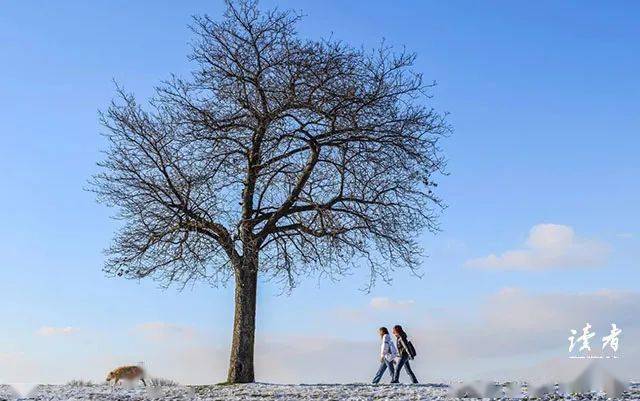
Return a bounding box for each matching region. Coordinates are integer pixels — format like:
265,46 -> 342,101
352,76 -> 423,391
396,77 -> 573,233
0,0 -> 638,384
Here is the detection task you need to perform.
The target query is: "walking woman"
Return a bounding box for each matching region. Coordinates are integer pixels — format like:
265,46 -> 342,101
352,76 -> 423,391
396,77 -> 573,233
372,327 -> 398,384
391,325 -> 418,384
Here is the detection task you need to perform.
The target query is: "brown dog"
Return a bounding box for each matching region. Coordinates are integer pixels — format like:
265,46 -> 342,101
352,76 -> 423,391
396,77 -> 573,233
106,365 -> 146,386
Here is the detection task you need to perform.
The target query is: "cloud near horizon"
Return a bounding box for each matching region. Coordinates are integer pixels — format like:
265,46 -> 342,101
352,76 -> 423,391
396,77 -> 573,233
133,321 -> 197,342
36,326 -> 78,336
466,224 -> 609,271
369,297 -> 415,310
7,289 -> 639,384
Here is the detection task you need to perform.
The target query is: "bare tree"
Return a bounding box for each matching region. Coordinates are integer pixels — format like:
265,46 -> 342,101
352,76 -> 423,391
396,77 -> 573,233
92,0 -> 449,384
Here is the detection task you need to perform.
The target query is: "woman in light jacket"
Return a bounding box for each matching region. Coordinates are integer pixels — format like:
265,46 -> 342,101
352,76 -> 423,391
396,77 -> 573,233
372,327 -> 398,384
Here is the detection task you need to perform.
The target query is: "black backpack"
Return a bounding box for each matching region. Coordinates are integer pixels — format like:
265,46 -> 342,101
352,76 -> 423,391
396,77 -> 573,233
401,337 -> 417,359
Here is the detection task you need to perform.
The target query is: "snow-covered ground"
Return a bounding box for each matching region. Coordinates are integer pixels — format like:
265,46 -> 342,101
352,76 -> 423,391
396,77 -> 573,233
1,382 -> 638,401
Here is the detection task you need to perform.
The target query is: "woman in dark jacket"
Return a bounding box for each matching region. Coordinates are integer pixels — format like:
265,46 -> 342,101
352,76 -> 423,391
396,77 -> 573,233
391,325 -> 418,383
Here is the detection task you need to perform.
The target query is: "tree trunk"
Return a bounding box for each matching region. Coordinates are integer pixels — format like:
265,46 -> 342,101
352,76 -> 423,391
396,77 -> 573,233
227,258 -> 258,383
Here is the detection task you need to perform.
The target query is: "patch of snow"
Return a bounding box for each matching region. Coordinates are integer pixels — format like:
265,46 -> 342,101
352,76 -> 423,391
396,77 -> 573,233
0,382 -> 637,401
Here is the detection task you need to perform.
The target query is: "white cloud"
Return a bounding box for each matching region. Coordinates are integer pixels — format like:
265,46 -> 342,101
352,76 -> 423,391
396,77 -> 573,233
133,321 -> 197,342
333,297 -> 417,323
36,326 -> 78,336
466,224 -> 609,271
369,297 -> 415,310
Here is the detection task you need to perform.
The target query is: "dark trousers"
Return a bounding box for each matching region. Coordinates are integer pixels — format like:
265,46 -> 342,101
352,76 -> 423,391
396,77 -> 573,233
392,355 -> 418,383
372,358 -> 395,384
